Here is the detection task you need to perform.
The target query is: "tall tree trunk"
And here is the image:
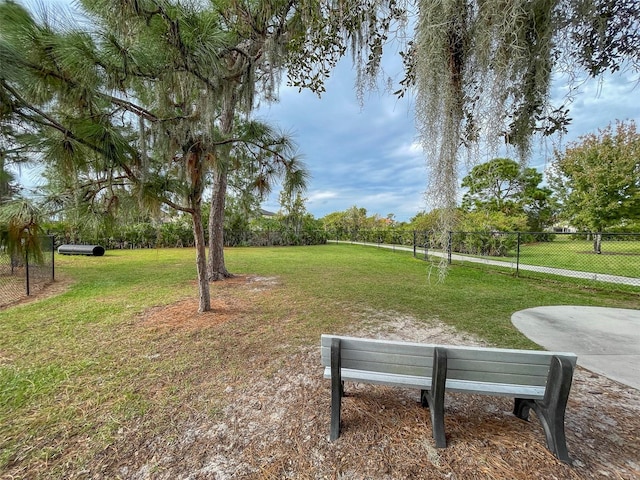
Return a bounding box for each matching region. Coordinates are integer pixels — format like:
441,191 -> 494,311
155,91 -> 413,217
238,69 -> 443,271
187,146 -> 211,312
192,205 -> 211,312
0,154 -> 9,201
208,165 -> 232,280
593,232 -> 602,254
207,85 -> 236,281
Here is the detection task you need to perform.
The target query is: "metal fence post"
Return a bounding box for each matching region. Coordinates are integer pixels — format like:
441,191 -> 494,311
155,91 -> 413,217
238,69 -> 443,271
413,230 -> 416,257
51,235 -> 55,281
25,244 -> 30,296
448,231 -> 452,264
516,232 -> 521,277
424,231 -> 428,260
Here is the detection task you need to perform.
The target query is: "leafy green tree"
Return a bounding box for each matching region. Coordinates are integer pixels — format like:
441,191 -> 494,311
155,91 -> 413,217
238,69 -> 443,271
321,207 -> 367,238
453,211 -> 526,257
325,206 -> 369,237
1,0 -> 399,310
278,190 -> 308,235
523,185 -> 558,234
321,206 -> 401,243
274,192 -> 325,245
459,210 -> 528,233
410,209 -> 461,232
320,211 -> 347,235
461,158 -> 556,231
462,159 -> 525,214
547,120 -> 640,251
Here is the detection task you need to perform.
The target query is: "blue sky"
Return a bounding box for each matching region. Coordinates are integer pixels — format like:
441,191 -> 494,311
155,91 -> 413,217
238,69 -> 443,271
256,58 -> 425,221
257,60 -> 640,222
14,0 -> 640,222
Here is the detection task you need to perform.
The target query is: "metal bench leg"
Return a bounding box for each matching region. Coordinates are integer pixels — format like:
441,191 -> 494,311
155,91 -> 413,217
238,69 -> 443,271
513,397 -> 531,419
513,355 -> 574,464
421,347 -> 447,448
330,338 -> 342,441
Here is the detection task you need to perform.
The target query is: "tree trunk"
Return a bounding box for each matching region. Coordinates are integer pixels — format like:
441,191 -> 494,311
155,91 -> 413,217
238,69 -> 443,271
186,145 -> 211,312
593,232 -> 602,254
207,84 -> 236,281
208,165 -> 232,281
192,205 -> 211,312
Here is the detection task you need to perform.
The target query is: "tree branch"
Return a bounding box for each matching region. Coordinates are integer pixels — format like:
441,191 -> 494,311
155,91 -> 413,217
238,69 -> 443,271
1,80 -> 138,182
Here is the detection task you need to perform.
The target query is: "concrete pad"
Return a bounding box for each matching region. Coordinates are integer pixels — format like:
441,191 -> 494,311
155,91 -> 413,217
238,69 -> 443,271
511,306 -> 640,391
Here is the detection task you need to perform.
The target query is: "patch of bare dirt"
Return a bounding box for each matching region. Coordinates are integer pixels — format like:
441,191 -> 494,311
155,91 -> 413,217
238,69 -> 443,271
104,278 -> 640,480
135,275 -> 285,333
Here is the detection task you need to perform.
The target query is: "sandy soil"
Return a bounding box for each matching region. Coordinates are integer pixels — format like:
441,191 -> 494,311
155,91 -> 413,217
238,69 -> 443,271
103,277 -> 640,480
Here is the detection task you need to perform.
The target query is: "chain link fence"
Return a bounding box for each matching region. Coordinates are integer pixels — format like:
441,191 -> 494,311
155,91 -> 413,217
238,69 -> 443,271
67,226 -> 329,249
330,230 -> 640,288
0,236 -> 55,308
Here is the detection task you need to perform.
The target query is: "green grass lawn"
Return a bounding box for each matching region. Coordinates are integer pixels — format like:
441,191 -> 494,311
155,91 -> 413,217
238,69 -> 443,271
518,237 -> 640,277
1,244 -> 638,477
365,234 -> 640,279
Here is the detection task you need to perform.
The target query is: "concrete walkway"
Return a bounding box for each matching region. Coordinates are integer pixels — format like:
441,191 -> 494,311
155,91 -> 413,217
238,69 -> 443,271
337,240 -> 640,286
511,306 -> 640,390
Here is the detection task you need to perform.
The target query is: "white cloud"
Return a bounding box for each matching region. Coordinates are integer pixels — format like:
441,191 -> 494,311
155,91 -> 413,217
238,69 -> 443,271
308,190 -> 339,202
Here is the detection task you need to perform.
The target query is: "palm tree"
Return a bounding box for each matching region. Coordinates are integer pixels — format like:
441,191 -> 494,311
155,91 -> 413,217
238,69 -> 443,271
185,0 -> 403,280
208,119 -> 308,280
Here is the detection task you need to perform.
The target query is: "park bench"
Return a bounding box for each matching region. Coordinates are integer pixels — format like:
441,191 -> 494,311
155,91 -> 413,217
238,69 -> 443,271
320,334 -> 578,463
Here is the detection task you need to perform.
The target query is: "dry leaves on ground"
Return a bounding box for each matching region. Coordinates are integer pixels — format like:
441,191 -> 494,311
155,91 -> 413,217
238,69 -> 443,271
104,277 -> 639,480
14,275 -> 639,479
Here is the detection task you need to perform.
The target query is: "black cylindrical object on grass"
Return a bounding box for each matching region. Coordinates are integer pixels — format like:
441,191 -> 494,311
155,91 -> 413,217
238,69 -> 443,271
57,244 -> 105,256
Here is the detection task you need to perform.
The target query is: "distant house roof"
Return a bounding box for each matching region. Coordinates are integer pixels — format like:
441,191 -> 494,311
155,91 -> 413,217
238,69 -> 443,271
260,209 -> 277,218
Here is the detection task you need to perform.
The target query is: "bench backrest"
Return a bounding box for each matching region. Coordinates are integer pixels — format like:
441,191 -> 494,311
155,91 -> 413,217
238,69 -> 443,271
321,334 -> 577,387
320,334 -> 437,377
443,344 -> 577,387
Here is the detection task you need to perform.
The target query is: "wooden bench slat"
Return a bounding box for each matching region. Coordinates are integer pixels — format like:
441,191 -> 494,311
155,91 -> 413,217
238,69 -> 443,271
447,357 -> 552,386
321,346 -> 435,365
445,378 -> 546,399
323,366 -> 433,389
321,334 -> 439,352
321,343 -> 436,367
446,369 -> 548,386
322,348 -> 434,368
445,346 -> 577,366
332,359 -> 432,377
322,335 -> 577,366
447,358 -> 550,376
